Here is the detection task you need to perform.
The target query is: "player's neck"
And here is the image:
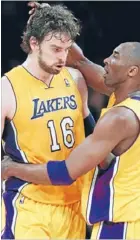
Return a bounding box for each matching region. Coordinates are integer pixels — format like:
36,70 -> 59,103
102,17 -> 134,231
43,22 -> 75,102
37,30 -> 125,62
22,56 -> 54,85
114,81 -> 140,105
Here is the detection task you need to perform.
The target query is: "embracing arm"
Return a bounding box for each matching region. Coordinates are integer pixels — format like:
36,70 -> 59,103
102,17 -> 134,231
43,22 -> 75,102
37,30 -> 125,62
67,43 -> 114,96
2,107 -> 138,184
49,106 -> 139,180
65,109 -> 128,179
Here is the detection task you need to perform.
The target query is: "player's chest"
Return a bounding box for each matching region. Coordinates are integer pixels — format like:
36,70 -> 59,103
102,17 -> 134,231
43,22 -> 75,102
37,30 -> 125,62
17,85 -> 82,125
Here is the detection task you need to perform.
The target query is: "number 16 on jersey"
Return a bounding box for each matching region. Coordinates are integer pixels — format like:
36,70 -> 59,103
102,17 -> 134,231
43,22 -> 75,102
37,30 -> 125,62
47,117 -> 75,152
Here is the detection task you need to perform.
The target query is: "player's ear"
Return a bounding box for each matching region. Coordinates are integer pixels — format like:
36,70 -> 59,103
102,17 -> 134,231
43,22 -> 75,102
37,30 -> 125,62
29,36 -> 39,51
128,65 -> 139,77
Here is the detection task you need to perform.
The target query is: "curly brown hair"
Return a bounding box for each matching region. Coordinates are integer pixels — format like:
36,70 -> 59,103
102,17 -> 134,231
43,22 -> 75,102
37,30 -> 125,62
21,4 -> 81,53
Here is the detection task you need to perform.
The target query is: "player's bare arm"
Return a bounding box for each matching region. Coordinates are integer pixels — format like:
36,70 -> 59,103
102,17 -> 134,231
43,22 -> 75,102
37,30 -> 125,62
1,76 -> 16,166
67,43 -> 114,96
2,106 -> 139,184
1,76 -> 16,135
65,107 -> 139,179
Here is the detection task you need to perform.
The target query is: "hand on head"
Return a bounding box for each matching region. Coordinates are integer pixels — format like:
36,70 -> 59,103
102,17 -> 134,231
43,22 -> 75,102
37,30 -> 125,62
27,1 -> 50,24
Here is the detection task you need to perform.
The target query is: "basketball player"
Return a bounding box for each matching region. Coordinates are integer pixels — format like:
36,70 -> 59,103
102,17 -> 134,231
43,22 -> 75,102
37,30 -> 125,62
27,1 -> 113,95
3,42 -> 140,239
1,4 -> 98,239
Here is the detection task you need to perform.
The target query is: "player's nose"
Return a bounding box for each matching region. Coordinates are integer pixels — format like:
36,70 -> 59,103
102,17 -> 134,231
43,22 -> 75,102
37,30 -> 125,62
59,51 -> 68,62
103,56 -> 109,65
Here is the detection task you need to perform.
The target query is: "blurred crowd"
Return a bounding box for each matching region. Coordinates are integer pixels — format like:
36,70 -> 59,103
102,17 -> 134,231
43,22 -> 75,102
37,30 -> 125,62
2,1 -> 140,119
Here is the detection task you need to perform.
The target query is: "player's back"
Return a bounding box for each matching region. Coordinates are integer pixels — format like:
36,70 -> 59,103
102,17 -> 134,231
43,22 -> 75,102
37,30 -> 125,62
82,93 -> 140,224
3,65 -> 85,204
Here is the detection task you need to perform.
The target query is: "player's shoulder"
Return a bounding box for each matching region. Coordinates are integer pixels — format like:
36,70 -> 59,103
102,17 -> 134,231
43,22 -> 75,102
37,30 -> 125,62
111,105 -> 138,121
2,75 -> 16,120
2,75 -> 15,100
66,67 -> 88,94
2,75 -> 11,89
66,67 -> 86,86
100,106 -> 139,135
92,106 -> 139,144
4,66 -> 21,76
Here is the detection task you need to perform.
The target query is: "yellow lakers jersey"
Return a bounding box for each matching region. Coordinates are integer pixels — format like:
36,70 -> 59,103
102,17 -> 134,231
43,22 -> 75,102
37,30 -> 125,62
3,65 -> 85,204
82,94 -> 140,224
107,92 -> 116,107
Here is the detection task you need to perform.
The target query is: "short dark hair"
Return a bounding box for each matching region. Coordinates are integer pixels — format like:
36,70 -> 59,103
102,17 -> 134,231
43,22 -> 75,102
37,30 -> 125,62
129,42 -> 140,65
121,42 -> 140,65
21,4 -> 81,53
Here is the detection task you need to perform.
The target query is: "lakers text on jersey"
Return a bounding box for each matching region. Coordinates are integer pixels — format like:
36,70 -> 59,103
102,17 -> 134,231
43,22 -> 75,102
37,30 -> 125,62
3,66 -> 85,205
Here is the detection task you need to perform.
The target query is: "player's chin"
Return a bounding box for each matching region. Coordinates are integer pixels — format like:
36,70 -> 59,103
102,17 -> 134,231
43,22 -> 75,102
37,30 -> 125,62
53,67 -> 63,74
53,69 -> 61,75
104,76 -> 112,87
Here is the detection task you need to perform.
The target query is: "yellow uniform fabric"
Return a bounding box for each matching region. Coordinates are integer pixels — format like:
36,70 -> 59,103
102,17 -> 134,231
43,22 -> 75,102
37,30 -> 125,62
81,93 -> 115,223
2,192 -> 86,239
107,92 -> 116,108
2,66 -> 86,239
91,220 -> 140,239
82,94 -> 140,239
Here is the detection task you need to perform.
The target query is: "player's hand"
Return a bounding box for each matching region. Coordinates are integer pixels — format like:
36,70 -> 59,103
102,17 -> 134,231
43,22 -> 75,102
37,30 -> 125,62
1,155 -> 14,180
27,2 -> 50,24
66,43 -> 85,68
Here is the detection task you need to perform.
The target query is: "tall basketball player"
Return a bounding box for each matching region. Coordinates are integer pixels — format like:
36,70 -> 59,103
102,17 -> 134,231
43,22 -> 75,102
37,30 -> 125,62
3,42 -> 140,239
1,4 -> 96,239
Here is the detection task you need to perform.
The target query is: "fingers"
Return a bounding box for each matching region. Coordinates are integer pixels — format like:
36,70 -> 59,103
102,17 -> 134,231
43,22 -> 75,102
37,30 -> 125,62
2,155 -> 10,161
28,1 -> 50,9
28,8 -> 35,15
28,1 -> 51,20
28,1 -> 40,18
27,1 -> 51,25
1,156 -> 10,180
28,2 -> 41,8
27,16 -> 33,24
1,155 -> 14,180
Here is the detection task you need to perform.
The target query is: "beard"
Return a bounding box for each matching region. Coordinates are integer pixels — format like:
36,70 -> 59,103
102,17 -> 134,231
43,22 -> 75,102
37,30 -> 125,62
38,49 -> 64,75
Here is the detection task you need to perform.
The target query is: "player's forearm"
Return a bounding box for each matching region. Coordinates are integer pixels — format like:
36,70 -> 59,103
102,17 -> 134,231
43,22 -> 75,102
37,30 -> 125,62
7,162 -> 52,185
99,152 -> 116,169
12,114 -> 96,185
76,58 -> 112,96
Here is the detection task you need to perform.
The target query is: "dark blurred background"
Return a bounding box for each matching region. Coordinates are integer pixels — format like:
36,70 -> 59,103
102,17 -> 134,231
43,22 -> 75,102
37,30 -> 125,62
2,1 -> 140,119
